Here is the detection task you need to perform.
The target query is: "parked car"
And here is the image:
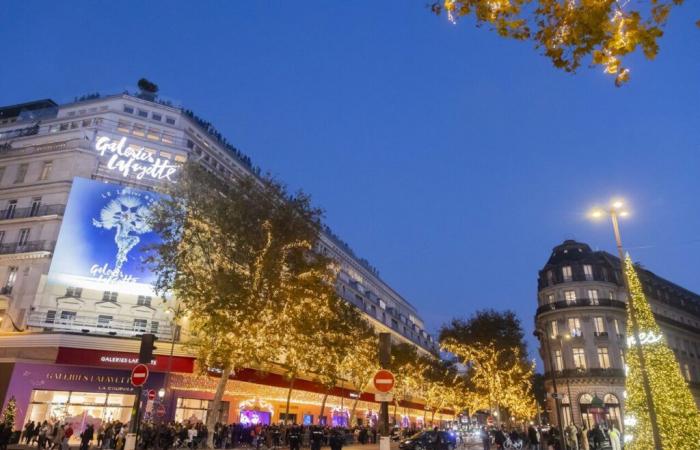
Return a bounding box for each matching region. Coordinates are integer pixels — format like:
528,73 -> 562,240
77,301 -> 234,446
398,430 -> 456,450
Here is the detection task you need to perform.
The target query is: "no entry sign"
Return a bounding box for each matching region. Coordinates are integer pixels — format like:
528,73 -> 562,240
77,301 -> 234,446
131,364 -> 149,387
156,404 -> 166,418
373,369 -> 395,393
147,389 -> 156,401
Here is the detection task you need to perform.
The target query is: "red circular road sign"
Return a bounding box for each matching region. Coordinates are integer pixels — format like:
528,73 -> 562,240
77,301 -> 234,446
131,364 -> 149,387
373,369 -> 395,393
487,416 -> 494,425
147,389 -> 156,401
156,404 -> 166,418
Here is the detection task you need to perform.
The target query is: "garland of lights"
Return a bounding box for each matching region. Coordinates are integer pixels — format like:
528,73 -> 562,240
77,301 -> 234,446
623,255 -> 700,450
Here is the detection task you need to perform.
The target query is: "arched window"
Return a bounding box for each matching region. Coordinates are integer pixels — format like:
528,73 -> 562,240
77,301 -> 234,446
579,393 -> 593,405
604,393 -> 619,404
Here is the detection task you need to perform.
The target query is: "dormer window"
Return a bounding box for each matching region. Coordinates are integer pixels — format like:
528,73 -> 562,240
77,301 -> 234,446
562,266 -> 573,282
583,265 -> 593,281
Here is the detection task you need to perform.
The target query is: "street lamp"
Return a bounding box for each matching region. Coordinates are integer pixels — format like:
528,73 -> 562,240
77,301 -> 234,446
588,199 -> 662,449
557,334 -> 575,428
534,328 -> 567,450
162,303 -> 181,406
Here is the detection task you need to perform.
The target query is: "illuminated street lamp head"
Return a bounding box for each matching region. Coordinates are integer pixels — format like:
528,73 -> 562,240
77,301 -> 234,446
612,200 -> 624,209
589,208 -> 605,219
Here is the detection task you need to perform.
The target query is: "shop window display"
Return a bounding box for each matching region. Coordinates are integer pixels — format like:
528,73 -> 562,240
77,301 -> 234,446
25,390 -> 135,438
175,398 -> 228,424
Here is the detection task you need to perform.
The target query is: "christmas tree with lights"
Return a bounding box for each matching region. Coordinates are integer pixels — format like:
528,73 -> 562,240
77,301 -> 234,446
1,396 -> 16,429
623,255 -> 700,450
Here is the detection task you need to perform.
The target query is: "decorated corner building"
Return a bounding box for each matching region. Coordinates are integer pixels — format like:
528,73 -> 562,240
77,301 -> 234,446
534,240 -> 700,431
0,93 -> 443,432
622,255 -> 700,450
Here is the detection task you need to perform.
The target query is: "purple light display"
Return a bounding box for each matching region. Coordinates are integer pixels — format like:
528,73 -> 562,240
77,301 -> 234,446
240,410 -> 271,425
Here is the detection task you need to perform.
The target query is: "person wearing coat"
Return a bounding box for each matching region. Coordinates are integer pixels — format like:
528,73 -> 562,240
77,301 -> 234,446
329,429 -> 344,450
527,425 -> 539,450
579,424 -> 589,450
80,424 -> 94,450
608,426 -> 621,450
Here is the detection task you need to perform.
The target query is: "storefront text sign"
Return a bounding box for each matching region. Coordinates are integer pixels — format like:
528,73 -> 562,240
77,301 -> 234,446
95,136 -> 178,181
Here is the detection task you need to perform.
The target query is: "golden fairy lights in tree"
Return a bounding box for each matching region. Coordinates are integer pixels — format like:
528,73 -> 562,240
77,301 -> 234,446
623,255 -> 700,450
436,0 -> 682,85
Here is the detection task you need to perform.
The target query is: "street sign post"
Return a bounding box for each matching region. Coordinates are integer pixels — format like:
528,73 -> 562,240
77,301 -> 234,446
378,334 -> 392,450
374,392 -> 394,402
373,369 -> 395,393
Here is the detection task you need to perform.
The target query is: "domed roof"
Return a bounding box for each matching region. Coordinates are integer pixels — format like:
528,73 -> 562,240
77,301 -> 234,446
546,240 -> 593,265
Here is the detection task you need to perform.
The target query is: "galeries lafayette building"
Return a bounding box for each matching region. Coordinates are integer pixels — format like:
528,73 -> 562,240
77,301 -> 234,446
0,333 -> 452,431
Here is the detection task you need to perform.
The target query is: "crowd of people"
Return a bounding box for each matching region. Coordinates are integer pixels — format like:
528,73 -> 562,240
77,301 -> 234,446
13,419 -> 624,450
15,420 -> 390,450
477,422 -> 622,450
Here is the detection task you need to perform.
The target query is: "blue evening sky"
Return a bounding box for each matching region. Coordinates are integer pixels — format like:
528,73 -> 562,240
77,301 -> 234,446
1,1 -> 699,359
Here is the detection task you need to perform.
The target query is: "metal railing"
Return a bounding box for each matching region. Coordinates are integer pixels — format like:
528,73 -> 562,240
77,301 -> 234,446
536,298 -> 627,315
0,240 -> 55,255
545,367 -> 625,379
0,204 -> 65,220
26,311 -> 175,341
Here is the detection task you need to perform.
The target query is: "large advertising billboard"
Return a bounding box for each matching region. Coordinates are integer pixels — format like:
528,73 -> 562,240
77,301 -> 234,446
48,177 -> 163,296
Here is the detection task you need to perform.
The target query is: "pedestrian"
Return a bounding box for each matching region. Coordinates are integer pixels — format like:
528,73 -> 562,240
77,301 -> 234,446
607,426 -> 621,450
579,425 -> 589,450
289,426 -> 301,450
80,424 -> 94,450
64,423 -> 74,450
494,426 -> 506,450
527,425 -> 539,450
480,427 -> 490,450
329,430 -> 343,450
310,426 -> 323,450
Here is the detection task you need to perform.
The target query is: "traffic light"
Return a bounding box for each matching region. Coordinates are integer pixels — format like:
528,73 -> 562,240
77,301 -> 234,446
138,333 -> 157,364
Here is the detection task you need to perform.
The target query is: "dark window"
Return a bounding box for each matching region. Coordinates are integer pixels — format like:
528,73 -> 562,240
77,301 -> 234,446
29,197 -> 41,217
137,109 -> 148,118
150,321 -> 159,334
133,319 -> 148,332
98,315 -> 113,327
46,310 -> 56,324
166,117 -> 176,125
102,291 -> 118,302
5,200 -> 17,219
59,311 -> 76,321
152,113 -> 162,121
65,286 -> 83,298
137,296 -> 152,307
123,105 -> 134,114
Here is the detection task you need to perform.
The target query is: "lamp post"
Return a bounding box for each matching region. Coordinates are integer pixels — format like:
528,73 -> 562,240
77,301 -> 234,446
557,334 -> 575,428
589,199 -> 662,450
162,303 -> 181,409
534,328 -> 567,450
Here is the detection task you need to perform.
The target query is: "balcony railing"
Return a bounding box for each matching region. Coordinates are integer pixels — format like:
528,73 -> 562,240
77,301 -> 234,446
0,240 -> 55,255
0,204 -> 65,221
536,298 -> 627,315
545,368 -> 625,379
26,311 -> 175,341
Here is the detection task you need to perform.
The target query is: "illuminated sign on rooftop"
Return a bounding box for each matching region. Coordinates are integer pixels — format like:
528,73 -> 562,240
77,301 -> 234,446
95,135 -> 178,182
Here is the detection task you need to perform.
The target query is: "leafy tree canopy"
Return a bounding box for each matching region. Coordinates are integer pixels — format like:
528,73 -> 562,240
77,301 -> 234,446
432,0 -> 690,86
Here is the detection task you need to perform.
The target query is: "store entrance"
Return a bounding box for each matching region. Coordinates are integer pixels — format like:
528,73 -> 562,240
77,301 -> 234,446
25,390 -> 135,439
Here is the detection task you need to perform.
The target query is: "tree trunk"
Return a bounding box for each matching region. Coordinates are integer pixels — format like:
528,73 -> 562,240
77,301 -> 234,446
431,409 -> 436,425
318,390 -> 330,424
206,365 -> 232,449
284,377 -> 295,422
349,397 -> 360,428
392,401 -> 398,426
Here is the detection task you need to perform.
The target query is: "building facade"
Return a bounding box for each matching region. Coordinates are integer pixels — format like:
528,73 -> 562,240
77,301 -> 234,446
535,239 -> 700,431
0,91 -> 439,431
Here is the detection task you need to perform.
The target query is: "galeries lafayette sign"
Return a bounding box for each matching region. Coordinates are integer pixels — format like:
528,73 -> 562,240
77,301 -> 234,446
55,347 -> 195,373
95,136 -> 178,181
